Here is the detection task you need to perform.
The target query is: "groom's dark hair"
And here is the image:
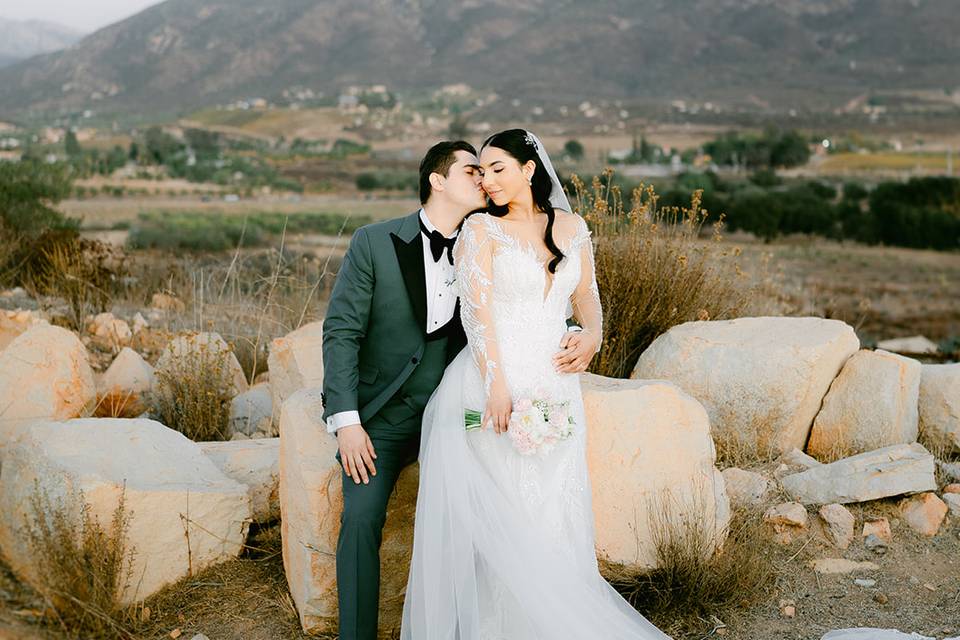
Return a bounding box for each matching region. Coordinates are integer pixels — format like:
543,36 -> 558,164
419,140 -> 477,204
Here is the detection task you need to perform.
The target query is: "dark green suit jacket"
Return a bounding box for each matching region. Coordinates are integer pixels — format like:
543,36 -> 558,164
321,211 -> 467,425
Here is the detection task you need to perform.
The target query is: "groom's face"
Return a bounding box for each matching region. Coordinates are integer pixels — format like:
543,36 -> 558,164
438,150 -> 486,211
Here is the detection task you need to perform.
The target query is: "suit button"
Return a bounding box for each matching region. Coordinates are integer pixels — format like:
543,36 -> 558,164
411,356 -> 419,364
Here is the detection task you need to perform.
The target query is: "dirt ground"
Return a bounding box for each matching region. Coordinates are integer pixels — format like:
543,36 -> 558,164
2,505 -> 958,640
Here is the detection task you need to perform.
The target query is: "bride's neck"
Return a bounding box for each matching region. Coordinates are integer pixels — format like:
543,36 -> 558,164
503,193 -> 540,222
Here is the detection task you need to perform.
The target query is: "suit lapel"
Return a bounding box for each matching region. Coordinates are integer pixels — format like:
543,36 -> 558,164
390,212 -> 428,333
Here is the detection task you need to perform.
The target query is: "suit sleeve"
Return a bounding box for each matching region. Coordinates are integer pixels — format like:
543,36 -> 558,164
321,226 -> 375,422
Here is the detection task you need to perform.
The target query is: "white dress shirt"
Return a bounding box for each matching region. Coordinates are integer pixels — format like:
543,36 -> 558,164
326,209 -> 459,433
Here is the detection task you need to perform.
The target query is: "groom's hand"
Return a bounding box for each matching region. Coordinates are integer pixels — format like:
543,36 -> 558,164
337,424 -> 377,485
553,330 -> 599,374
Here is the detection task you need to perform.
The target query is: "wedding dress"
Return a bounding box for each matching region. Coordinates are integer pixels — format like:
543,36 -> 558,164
400,211 -> 672,640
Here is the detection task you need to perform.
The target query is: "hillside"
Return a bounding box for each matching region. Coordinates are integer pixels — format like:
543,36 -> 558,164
0,18 -> 83,69
0,0 -> 958,118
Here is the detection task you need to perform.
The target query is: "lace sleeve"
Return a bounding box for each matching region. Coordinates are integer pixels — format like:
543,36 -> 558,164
570,216 -> 603,354
454,215 -> 505,395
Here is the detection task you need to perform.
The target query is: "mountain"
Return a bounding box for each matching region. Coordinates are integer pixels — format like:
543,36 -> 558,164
0,18 -> 84,68
0,0 -> 958,118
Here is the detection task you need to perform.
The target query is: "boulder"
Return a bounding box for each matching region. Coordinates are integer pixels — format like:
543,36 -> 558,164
721,467 -> 770,509
807,349 -> 921,461
229,383 -> 273,437
899,493 -> 947,537
0,418 -> 251,604
200,438 -> 280,523
582,374 -> 730,567
809,558 -> 880,574
0,324 -> 96,458
943,493 -> 960,517
818,503 -> 855,549
780,443 -> 936,505
862,517 -> 892,542
151,292 -> 185,313
95,347 -> 156,418
156,332 -> 248,397
631,316 -> 858,458
918,363 -> 960,454
876,335 -> 940,355
279,388 -> 417,635
763,501 -> 808,543
86,312 -> 133,351
0,309 -> 47,353
268,322 -> 324,425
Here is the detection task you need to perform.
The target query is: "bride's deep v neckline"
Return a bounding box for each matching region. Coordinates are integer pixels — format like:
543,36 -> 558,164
485,215 -> 569,304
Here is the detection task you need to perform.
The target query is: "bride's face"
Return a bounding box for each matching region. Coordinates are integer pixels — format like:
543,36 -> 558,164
479,145 -> 535,207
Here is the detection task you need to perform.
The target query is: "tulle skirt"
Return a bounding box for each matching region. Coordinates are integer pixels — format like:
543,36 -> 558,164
400,348 -> 673,640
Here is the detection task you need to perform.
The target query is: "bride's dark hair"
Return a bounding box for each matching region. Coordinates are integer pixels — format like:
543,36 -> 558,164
481,129 -> 564,274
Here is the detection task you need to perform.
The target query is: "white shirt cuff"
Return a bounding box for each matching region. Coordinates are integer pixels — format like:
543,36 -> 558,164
566,325 -> 583,333
327,410 -> 361,433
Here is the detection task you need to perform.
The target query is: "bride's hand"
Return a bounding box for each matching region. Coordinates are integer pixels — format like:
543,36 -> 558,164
553,330 -> 600,374
482,380 -> 513,435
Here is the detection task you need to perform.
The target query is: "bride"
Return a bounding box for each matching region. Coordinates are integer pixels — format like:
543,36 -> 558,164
400,129 -> 672,640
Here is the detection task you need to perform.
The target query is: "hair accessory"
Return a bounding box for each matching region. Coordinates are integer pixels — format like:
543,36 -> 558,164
524,131 -> 538,149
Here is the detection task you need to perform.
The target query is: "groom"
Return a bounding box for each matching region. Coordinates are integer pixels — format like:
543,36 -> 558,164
320,140 -> 484,640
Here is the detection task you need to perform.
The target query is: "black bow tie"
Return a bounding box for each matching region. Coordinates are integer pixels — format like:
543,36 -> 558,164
419,216 -> 456,265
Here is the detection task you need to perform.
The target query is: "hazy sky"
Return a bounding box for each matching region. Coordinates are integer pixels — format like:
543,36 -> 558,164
0,0 -> 163,33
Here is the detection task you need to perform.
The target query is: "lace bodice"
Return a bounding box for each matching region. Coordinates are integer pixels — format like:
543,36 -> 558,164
453,212 -> 602,399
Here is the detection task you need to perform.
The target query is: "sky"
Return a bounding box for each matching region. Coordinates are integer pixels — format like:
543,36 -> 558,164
0,0 -> 163,33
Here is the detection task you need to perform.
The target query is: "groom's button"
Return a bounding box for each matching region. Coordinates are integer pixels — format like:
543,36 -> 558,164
411,356 -> 419,364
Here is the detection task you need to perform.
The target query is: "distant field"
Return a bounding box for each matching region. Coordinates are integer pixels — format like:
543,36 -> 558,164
64,194 -> 419,230
816,151 -> 952,174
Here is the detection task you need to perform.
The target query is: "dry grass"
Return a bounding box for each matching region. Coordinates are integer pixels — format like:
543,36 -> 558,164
605,490 -> 777,639
573,171 -> 768,379
22,481 -> 137,639
148,333 -> 237,441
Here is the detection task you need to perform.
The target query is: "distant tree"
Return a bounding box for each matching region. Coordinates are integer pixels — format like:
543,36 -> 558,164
64,130 -> 81,158
0,161 -> 75,238
144,126 -> 184,165
448,111 -> 470,140
564,139 -> 585,161
128,141 -> 139,161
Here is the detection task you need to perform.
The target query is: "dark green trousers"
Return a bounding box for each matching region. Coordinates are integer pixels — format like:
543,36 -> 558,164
336,407 -> 421,640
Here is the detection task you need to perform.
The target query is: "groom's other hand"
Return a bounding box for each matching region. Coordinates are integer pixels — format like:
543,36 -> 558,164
553,331 -> 598,374
338,424 -> 378,484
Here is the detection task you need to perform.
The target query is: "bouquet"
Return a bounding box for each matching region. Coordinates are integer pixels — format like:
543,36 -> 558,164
465,394 -> 576,456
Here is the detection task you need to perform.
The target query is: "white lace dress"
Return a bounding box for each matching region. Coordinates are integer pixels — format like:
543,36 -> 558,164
400,212 -> 672,640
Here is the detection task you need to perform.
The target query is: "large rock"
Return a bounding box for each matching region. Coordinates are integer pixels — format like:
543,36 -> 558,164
582,374 -> 730,568
721,467 -> 770,509
156,332 -> 248,397
229,383 -> 273,437
780,443 -> 937,505
807,349 -> 921,461
86,312 -> 133,352
0,418 -> 251,604
918,363 -> 960,454
876,335 -> 940,355
0,324 -> 96,458
95,347 -> 156,418
200,438 -> 280,523
632,317 -> 859,458
268,322 -> 324,426
279,388 -> 417,635
0,309 -> 47,353
899,492 -> 947,537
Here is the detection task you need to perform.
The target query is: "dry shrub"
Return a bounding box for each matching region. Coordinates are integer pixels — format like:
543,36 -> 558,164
22,481 -> 137,639
572,171 -> 757,379
605,488 -> 776,637
149,333 -> 236,441
19,230 -> 127,332
92,387 -> 148,419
